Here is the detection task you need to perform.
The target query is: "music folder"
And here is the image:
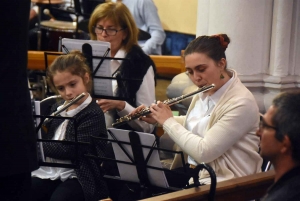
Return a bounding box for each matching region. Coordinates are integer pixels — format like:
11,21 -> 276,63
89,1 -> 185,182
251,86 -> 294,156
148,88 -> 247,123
108,128 -> 169,188
61,38 -> 113,97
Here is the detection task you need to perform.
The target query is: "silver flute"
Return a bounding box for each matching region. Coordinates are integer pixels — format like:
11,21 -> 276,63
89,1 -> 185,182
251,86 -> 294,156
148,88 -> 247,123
43,93 -> 86,122
42,93 -> 86,132
53,93 -> 86,116
112,84 -> 215,127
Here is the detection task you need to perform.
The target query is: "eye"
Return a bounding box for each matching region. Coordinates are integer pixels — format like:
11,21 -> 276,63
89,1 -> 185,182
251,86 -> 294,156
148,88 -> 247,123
196,68 -> 205,73
70,81 -> 77,87
56,87 -> 64,91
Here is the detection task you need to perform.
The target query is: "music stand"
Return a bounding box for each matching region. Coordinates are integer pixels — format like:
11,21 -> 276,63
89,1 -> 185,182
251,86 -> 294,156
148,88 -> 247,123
59,39 -> 143,102
85,128 -> 217,200
33,106 -> 88,168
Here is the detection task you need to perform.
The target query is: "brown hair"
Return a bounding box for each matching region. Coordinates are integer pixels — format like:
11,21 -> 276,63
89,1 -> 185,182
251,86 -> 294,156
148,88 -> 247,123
88,2 -> 139,53
184,34 -> 231,67
46,51 -> 92,94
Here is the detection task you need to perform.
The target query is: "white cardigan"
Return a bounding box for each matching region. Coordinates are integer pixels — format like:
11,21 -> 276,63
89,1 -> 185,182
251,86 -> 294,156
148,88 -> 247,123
162,69 -> 263,184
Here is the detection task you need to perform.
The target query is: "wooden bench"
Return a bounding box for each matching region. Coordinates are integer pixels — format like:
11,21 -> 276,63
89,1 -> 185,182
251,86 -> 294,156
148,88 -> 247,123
27,51 -> 185,77
141,170 -> 275,201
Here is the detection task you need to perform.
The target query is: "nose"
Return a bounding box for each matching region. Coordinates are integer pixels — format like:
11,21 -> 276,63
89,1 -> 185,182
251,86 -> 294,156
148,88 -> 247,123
101,29 -> 108,37
256,127 -> 262,137
192,71 -> 201,81
65,87 -> 73,98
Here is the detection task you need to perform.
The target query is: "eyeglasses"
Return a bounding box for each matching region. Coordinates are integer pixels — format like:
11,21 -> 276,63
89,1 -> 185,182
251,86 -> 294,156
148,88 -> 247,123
259,119 -> 277,131
94,27 -> 125,36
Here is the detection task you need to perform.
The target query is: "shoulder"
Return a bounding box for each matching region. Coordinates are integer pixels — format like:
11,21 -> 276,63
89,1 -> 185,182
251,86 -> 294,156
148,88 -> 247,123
127,45 -> 148,58
81,101 -> 103,115
126,45 -> 155,68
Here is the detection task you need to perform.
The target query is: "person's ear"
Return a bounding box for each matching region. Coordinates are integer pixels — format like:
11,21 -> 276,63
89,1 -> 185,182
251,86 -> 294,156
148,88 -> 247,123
218,58 -> 226,70
281,135 -> 292,155
83,73 -> 89,85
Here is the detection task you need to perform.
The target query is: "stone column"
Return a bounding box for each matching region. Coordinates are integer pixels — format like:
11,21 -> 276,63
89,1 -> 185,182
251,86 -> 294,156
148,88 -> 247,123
196,0 -> 300,113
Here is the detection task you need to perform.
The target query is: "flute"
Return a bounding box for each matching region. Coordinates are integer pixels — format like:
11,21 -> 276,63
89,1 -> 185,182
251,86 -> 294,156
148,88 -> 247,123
44,92 -> 86,121
42,93 -> 86,133
112,84 -> 215,128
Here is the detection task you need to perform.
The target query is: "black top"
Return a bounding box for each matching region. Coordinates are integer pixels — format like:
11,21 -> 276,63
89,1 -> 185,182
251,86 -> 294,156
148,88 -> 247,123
43,100 -> 108,201
115,45 -> 156,131
263,166 -> 300,201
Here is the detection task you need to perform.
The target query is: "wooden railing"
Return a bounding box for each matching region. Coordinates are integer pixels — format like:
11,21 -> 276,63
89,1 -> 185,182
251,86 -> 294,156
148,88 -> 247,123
141,170 -> 275,201
27,51 -> 185,77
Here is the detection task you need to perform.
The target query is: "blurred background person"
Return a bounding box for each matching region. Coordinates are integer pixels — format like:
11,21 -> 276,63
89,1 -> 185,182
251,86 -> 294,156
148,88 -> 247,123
112,0 -> 166,55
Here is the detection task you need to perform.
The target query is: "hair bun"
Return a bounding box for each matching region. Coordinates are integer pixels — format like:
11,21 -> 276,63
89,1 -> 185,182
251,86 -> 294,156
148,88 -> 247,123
210,34 -> 230,50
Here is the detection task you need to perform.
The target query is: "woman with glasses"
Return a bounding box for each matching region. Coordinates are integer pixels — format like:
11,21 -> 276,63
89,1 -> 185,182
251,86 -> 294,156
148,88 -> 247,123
88,1 -> 156,133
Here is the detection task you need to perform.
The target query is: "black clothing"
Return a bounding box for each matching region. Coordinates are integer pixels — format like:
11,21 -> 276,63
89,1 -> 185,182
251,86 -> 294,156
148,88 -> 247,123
116,45 -> 156,107
41,100 -> 109,201
115,45 -> 156,131
31,177 -> 84,201
263,166 -> 300,201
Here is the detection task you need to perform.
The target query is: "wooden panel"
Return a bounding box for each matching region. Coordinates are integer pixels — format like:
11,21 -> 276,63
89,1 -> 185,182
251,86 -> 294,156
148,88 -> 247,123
27,51 -> 60,71
27,51 -> 185,77
150,55 -> 185,76
141,170 -> 275,201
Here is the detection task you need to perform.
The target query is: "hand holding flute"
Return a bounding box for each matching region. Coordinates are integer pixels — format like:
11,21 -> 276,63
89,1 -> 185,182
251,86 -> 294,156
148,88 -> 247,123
139,101 -> 173,125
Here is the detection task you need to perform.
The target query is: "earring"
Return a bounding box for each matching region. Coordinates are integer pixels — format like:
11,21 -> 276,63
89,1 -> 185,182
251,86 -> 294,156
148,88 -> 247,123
220,73 -> 225,79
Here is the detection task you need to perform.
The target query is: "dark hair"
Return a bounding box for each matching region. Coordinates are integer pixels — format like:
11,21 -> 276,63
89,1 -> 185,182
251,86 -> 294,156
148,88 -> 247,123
272,91 -> 300,161
184,34 -> 231,67
46,51 -> 92,94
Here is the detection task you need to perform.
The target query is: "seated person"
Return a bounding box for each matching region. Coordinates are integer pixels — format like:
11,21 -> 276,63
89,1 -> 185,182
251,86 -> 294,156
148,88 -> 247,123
88,1 -> 156,133
112,0 -> 166,55
139,34 -> 263,186
31,52 -> 109,201
257,91 -> 300,201
28,0 -> 77,50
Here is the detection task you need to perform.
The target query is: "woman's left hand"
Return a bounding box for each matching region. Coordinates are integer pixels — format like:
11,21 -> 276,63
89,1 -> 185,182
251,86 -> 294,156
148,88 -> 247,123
149,101 -> 173,125
96,99 -> 125,113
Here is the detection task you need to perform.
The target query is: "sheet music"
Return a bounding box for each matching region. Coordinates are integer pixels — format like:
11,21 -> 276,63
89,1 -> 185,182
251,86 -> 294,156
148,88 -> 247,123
34,101 -> 45,162
108,128 -> 169,188
61,38 -> 113,96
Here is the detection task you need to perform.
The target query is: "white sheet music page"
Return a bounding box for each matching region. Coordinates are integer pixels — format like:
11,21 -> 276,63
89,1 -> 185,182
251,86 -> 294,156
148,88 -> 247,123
61,38 -> 113,96
107,128 -> 169,188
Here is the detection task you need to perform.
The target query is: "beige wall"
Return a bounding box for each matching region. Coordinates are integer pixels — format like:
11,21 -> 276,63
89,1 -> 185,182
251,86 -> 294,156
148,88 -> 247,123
153,0 -> 198,35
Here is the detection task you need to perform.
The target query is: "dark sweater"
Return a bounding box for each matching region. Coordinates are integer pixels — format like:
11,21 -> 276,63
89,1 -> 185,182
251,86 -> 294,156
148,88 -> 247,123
43,101 -> 108,201
263,166 -> 300,201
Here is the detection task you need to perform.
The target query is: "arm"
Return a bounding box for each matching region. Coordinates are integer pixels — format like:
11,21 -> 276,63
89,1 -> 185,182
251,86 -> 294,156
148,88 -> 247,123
118,66 -> 156,133
163,97 -> 258,163
29,8 -> 37,20
138,0 -> 166,55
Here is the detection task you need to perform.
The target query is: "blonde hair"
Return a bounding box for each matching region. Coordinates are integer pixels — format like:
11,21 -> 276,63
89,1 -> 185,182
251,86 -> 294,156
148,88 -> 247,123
46,51 -> 92,94
88,2 -> 139,53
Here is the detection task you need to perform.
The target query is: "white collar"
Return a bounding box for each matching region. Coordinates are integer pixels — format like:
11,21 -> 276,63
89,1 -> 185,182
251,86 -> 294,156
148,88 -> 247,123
58,94 -> 92,117
200,70 -> 234,106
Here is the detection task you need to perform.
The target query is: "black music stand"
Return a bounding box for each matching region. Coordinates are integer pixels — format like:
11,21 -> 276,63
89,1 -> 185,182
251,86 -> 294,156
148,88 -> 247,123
85,128 -> 217,200
33,109 -> 88,169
